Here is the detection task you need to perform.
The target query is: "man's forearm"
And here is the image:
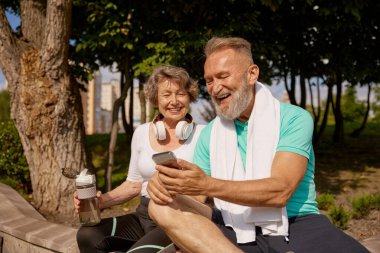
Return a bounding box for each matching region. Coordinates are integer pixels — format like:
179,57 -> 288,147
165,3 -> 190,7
204,176 -> 291,208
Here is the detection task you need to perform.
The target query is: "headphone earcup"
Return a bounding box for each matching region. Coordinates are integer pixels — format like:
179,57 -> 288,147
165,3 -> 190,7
175,121 -> 194,140
154,121 -> 166,140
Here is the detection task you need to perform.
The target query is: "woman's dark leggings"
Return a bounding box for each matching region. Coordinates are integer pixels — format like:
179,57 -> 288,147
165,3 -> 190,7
76,197 -> 171,253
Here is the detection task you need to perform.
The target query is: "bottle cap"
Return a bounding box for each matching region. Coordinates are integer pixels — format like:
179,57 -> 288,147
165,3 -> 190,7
75,169 -> 95,186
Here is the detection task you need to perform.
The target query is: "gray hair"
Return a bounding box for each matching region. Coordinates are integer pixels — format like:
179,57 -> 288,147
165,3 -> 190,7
204,37 -> 254,63
144,65 -> 198,106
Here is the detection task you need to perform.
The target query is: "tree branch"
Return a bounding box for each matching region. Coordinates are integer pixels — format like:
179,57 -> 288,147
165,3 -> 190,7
41,0 -> 72,80
0,8 -> 21,84
20,0 -> 47,47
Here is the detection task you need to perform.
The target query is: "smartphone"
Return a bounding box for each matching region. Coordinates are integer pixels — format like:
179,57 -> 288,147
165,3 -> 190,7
152,151 -> 180,169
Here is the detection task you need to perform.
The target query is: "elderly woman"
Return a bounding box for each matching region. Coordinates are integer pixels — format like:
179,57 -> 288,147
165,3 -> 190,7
74,65 -> 205,253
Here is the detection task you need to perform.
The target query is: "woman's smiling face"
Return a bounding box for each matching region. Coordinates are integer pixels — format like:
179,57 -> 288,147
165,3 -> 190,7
157,79 -> 190,124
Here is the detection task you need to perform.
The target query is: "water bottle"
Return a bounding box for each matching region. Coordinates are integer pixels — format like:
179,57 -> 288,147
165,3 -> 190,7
76,169 -> 101,226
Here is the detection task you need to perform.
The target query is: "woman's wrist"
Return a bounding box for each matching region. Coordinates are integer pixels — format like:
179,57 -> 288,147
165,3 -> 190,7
98,193 -> 108,210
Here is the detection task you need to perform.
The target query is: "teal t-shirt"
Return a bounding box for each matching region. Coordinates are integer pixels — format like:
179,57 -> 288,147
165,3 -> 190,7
193,102 -> 319,217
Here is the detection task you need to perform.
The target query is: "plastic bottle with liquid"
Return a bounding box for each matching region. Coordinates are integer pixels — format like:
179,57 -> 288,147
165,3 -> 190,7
75,169 -> 101,226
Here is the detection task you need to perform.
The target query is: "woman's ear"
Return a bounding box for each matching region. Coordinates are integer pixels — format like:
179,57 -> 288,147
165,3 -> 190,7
247,64 -> 259,86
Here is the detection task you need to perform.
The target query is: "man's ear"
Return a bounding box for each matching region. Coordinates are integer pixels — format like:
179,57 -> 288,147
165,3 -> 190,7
247,64 -> 259,86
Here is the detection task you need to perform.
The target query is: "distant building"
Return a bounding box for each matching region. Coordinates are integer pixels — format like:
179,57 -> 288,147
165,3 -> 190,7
81,74 -> 151,135
100,79 -> 122,133
80,71 -> 102,135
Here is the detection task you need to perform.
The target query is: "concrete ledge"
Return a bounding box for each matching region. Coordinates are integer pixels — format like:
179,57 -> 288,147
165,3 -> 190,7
0,183 -> 79,253
362,234 -> 380,253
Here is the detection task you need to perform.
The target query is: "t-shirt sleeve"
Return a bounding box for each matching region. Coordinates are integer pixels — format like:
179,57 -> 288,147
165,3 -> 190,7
126,125 -> 144,182
192,122 -> 213,176
276,105 -> 314,159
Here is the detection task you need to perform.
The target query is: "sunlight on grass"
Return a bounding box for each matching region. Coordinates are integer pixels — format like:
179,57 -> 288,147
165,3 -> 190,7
86,133 -> 132,192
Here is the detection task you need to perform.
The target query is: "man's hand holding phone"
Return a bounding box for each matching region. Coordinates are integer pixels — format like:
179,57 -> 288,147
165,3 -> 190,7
149,151 -> 209,203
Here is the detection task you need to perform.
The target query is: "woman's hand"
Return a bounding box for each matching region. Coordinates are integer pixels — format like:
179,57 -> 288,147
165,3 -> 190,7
73,191 -> 80,213
73,191 -> 102,213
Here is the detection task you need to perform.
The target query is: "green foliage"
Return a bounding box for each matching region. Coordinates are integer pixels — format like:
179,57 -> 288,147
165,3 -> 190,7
317,191 -> 380,230
372,193 -> 380,210
0,90 -> 11,122
351,194 -> 373,219
328,204 -> 350,229
317,193 -> 336,210
341,86 -> 365,123
133,43 -> 175,77
351,193 -> 380,219
0,121 -> 31,193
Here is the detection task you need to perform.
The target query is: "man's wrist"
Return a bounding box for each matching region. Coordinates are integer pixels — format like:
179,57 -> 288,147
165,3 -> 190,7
202,175 -> 213,196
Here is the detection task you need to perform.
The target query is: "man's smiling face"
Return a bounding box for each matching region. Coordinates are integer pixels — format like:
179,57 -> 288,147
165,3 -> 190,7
204,47 -> 257,120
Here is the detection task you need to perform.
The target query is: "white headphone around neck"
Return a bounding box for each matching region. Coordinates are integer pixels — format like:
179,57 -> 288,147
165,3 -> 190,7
152,114 -> 194,141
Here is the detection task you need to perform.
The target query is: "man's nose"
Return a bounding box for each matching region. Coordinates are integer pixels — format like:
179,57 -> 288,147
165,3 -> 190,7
212,80 -> 223,95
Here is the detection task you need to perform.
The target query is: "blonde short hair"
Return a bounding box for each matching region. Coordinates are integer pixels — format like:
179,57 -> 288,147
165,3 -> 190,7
144,65 -> 199,106
204,37 -> 254,63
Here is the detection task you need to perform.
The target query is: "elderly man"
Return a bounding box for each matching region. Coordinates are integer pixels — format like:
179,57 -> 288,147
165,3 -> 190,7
147,37 -> 368,253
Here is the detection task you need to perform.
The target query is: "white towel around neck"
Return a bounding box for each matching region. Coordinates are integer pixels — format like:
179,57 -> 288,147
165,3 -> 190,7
210,82 -> 288,243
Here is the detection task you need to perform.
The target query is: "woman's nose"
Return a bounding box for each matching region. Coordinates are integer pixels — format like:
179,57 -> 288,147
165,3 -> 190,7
170,94 -> 178,104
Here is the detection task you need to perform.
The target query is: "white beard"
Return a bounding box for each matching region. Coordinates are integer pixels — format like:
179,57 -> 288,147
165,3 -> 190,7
212,79 -> 253,120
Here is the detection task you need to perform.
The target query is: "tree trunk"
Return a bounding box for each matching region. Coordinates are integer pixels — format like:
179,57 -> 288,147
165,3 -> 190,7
120,72 -> 129,133
299,72 -> 306,109
0,1 -> 89,220
125,66 -> 134,134
105,58 -> 133,191
139,76 -> 147,124
284,71 -> 297,105
350,83 -> 372,137
129,79 -> 134,129
105,71 -> 131,192
308,78 -> 321,139
314,84 -> 333,149
332,75 -> 344,144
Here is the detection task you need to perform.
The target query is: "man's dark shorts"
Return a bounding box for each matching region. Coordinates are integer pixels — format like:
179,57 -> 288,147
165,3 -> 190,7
211,209 -> 369,253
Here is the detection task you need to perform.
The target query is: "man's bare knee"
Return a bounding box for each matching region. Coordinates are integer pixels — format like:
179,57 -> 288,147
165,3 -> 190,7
148,201 -> 178,228
148,200 -> 164,224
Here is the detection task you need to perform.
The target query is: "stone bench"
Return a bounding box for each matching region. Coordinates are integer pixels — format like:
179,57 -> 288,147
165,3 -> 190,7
0,183 -> 79,253
362,234 -> 380,253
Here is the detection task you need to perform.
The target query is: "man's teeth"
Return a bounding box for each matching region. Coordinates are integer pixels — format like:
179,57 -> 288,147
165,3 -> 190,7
217,94 -> 229,99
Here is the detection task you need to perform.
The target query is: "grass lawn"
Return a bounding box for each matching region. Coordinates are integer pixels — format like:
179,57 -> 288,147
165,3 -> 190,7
85,133 -> 132,191
315,122 -> 380,195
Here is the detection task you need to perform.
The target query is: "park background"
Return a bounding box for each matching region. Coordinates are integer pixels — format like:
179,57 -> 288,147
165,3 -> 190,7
0,0 -> 379,249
